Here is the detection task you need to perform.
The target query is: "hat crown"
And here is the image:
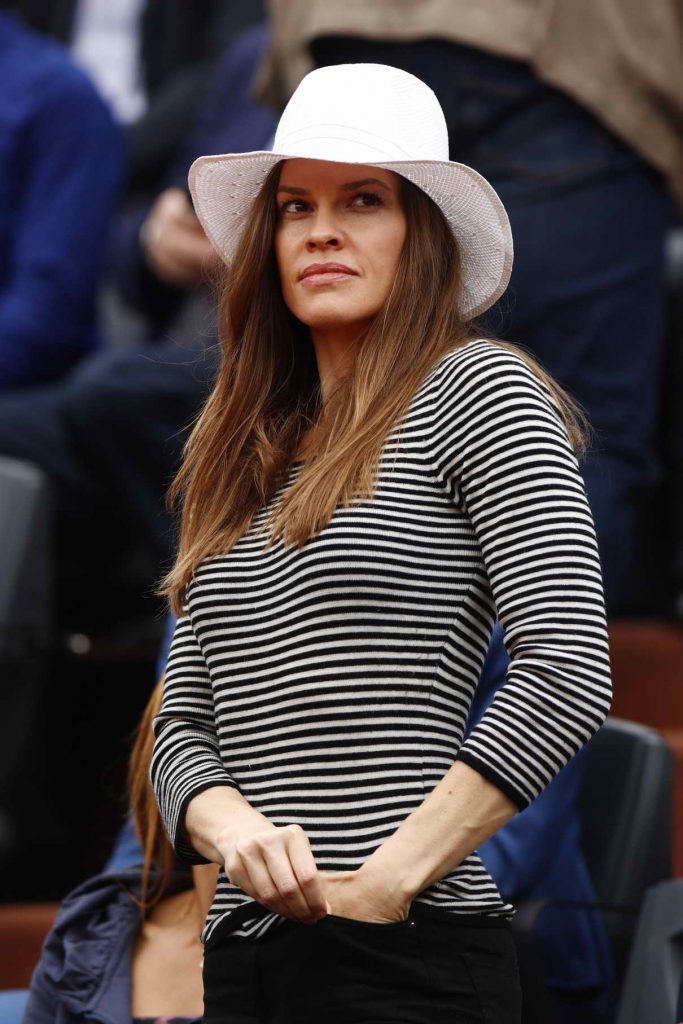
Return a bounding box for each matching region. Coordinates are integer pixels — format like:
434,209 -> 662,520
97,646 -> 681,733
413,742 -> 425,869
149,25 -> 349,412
273,63 -> 449,164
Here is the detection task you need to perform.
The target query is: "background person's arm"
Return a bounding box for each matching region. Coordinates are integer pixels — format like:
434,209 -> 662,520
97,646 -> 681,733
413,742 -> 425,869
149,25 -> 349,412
0,63 -> 125,388
109,23 -> 276,332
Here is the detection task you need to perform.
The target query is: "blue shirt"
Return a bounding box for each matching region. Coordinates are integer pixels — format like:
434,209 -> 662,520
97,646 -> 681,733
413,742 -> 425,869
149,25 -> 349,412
473,624 -> 616,998
0,14 -> 125,388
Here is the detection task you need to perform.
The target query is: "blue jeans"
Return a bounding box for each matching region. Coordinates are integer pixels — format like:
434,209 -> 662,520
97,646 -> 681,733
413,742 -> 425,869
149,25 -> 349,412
313,37 -> 674,616
0,990 -> 28,1023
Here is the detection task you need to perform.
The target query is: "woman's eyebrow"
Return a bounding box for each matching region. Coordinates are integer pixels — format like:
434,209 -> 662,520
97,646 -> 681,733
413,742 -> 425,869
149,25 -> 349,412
339,178 -> 392,192
277,177 -> 392,196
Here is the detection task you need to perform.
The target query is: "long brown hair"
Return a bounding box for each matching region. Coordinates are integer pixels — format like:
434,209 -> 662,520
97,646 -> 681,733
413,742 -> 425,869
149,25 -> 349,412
163,163 -> 589,613
128,679 -> 177,910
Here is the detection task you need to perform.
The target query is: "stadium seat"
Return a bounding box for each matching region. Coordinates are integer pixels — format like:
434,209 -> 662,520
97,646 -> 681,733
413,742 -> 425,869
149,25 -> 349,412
0,457 -> 51,838
0,902 -> 58,989
514,717 -> 673,1017
617,878 -> 683,1024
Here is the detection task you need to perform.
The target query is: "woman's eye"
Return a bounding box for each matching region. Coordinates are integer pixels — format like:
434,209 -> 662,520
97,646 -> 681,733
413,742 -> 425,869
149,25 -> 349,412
350,192 -> 383,208
278,192 -> 383,215
280,199 -> 309,215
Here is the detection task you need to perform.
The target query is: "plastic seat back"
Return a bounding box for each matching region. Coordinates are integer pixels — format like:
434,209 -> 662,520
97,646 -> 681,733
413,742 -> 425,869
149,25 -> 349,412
617,879 -> 683,1024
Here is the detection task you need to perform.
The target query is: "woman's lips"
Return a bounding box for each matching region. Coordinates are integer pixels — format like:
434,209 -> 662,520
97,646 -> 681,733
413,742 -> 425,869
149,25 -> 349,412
299,263 -> 358,286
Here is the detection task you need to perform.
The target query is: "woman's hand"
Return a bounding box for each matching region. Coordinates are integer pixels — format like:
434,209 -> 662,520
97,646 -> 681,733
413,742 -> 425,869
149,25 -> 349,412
216,821 -> 330,925
320,866 -> 413,924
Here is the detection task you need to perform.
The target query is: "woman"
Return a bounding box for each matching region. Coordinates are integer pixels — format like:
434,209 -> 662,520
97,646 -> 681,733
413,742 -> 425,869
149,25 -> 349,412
151,63 -> 612,1022
23,682 -> 218,1024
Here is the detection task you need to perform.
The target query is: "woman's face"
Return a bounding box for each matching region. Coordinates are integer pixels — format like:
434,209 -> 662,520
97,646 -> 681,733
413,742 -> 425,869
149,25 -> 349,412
274,160 -> 407,337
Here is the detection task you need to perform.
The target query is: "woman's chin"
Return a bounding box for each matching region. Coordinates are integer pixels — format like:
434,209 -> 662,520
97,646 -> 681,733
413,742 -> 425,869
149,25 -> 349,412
296,305 -> 376,334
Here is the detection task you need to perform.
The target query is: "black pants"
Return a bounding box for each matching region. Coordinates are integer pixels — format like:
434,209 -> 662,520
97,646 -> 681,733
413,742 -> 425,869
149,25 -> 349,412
0,339 -> 218,626
203,905 -> 522,1024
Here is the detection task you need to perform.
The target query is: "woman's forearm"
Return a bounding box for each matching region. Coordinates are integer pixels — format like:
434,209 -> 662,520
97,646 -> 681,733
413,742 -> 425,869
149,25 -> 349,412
185,763 -> 517,913
184,785 -> 330,922
361,761 -> 518,903
184,785 -> 275,863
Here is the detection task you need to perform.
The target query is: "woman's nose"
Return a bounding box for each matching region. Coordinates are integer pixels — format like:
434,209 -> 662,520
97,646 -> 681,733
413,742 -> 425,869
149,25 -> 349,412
305,207 -> 342,251
306,234 -> 340,251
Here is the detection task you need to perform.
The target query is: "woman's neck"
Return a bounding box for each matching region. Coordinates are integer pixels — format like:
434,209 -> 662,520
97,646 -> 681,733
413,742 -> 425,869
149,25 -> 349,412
310,323 -> 364,404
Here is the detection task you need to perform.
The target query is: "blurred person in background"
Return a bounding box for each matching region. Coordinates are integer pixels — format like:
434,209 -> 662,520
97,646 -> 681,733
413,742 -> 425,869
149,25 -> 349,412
0,22 -> 275,632
260,0 -> 683,619
13,0 -> 265,197
0,5 -> 125,388
9,680 -> 219,1024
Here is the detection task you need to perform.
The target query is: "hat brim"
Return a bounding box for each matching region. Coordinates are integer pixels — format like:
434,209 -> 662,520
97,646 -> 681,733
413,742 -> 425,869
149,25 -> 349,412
188,151 -> 513,320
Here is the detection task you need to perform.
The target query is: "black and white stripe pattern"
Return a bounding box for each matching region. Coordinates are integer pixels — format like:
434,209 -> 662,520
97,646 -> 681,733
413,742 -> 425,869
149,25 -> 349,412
151,339 -> 612,945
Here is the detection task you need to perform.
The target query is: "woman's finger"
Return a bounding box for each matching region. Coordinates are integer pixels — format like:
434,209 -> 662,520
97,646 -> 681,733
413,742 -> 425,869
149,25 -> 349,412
260,825 -> 325,922
266,855 -> 319,922
285,826 -> 328,919
225,824 -> 326,922
238,852 -> 292,919
228,827 -> 315,921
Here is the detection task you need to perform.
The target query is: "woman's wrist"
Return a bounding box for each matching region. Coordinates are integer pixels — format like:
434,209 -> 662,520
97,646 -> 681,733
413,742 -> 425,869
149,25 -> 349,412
360,761 -> 518,903
185,786 -> 272,863
213,807 -> 275,857
357,843 -> 422,906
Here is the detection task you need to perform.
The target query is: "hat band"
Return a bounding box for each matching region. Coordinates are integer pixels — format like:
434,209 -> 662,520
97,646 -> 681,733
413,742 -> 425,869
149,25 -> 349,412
273,121 -> 447,163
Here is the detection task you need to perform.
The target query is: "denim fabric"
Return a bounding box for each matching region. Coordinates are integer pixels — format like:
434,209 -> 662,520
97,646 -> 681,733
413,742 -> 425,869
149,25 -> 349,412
0,338 -> 219,592
471,626 -> 616,1018
0,991 -> 28,1024
312,36 -> 674,616
22,868 -> 191,1024
158,613 -> 178,679
105,814 -> 143,872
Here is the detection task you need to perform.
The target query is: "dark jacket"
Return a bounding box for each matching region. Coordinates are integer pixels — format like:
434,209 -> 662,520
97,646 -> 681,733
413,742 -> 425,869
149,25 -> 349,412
16,0 -> 265,187
23,867 -> 193,1024
0,13 -> 125,387
16,0 -> 255,94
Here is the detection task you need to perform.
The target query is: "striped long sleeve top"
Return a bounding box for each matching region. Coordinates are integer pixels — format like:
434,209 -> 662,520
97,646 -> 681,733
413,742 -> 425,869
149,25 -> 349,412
151,338 -> 612,946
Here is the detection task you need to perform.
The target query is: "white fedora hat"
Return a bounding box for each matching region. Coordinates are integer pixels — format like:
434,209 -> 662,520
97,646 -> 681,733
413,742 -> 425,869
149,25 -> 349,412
188,63 -> 513,320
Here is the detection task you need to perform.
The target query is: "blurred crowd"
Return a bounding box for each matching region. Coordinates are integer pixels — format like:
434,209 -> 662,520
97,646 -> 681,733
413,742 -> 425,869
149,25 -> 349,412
0,1 -> 682,1022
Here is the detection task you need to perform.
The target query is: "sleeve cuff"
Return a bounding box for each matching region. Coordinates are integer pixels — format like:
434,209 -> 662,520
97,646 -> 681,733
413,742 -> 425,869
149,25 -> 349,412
173,778 -> 241,864
454,749 -> 530,812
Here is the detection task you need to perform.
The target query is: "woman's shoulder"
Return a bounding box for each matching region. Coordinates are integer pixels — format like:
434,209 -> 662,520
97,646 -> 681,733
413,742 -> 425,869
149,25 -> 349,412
425,337 -> 537,393
418,337 -> 547,413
